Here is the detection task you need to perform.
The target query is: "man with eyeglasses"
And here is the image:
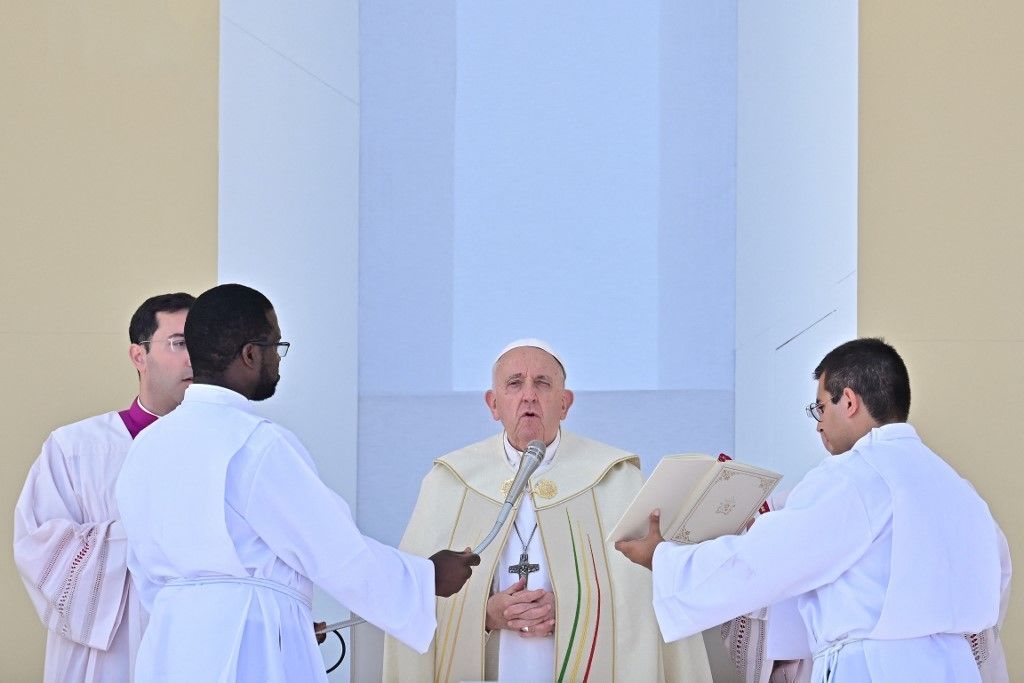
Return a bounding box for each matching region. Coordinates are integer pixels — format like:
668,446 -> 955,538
115,283 -> 479,682
617,337 -> 1010,683
14,292 -> 195,683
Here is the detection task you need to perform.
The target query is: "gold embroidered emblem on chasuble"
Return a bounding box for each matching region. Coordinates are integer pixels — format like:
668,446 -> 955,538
535,479 -> 557,499
499,478 -> 558,499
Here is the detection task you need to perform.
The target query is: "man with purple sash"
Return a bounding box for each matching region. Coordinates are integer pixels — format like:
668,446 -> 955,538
14,292 -> 195,683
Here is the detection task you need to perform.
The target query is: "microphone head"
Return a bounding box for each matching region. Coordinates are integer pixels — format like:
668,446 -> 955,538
503,439 -> 548,505
524,439 -> 547,464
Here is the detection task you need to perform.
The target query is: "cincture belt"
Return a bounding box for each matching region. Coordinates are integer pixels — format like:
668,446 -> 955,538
166,576 -> 312,610
813,636 -> 864,683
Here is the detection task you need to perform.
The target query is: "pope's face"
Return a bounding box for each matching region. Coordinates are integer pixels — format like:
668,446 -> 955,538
485,346 -> 573,452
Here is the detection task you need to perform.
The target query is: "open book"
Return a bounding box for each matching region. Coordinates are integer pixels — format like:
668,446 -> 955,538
606,453 -> 781,545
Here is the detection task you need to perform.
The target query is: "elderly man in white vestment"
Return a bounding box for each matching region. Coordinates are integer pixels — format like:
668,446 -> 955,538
14,292 -> 195,683
384,339 -> 712,682
115,283 -> 480,682
617,337 -> 1010,683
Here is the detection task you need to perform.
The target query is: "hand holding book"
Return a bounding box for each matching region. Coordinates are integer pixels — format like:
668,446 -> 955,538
606,453 -> 781,546
613,509 -> 665,570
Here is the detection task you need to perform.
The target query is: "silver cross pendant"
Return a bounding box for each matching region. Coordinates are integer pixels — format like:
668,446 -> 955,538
508,552 -> 540,586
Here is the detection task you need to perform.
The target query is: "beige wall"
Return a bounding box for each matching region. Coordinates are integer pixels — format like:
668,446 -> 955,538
860,0 -> 1024,676
0,3 -> 218,679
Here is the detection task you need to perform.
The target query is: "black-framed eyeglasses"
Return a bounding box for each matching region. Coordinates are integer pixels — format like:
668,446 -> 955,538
805,400 -> 825,422
243,340 -> 291,358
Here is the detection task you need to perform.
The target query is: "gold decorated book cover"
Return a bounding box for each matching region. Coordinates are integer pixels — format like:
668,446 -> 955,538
606,454 -> 781,545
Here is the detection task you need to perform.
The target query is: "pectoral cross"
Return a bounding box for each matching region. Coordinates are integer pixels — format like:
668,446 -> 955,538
508,552 -> 540,585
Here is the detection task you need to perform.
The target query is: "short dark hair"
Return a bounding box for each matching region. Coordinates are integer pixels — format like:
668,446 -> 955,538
185,284 -> 274,377
813,337 -> 910,424
129,292 -> 196,345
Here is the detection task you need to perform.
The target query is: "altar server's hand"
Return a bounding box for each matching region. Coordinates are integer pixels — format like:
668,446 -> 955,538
431,547 -> 481,597
314,621 -> 327,644
614,509 -> 664,570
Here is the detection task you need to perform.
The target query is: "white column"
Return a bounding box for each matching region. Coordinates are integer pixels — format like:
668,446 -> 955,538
219,1 -> 360,679
735,1 -> 859,483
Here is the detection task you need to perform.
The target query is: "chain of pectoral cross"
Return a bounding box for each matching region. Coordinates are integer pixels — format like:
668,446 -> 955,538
508,521 -> 540,585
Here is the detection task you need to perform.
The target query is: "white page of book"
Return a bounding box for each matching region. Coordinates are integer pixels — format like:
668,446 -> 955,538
604,454 -> 714,543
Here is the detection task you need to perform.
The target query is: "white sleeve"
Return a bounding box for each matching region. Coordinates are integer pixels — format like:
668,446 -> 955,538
233,432 -> 437,653
651,465 -> 877,642
13,435 -> 130,650
994,521 -> 1012,628
967,520 -> 1012,683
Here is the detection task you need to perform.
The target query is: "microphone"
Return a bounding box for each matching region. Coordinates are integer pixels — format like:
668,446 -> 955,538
472,439 -> 546,555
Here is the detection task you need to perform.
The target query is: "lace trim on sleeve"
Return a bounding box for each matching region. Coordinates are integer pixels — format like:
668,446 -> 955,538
41,526 -> 104,641
965,630 -> 991,668
721,607 -> 769,682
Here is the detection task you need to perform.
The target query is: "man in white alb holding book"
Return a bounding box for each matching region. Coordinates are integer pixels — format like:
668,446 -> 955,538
717,494 -> 1009,683
617,337 -> 1010,683
383,339 -> 712,682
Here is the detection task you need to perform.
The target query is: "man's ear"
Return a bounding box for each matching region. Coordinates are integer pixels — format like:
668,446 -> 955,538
560,389 -> 574,418
239,342 -> 259,370
484,390 -> 500,421
129,344 -> 147,373
841,387 -> 859,417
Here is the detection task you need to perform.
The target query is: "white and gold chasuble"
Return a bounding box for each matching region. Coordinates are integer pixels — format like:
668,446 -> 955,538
384,431 -> 712,683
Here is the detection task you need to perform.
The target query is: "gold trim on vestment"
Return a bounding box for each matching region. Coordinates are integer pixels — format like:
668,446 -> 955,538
532,493 -> 560,680
571,520 -> 592,680
499,478 -> 558,499
433,431 -> 639,509
447,488 -> 468,549
478,498 -> 522,681
437,487 -> 469,683
591,487 -> 617,680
